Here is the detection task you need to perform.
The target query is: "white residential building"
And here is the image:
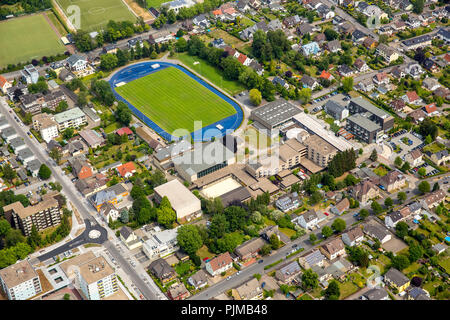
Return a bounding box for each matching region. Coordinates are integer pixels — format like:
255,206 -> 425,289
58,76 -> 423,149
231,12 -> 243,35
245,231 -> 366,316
205,252 -> 233,276
0,260 -> 42,300
32,113 -> 59,143
142,227 -> 179,259
54,107 -> 87,131
77,256 -> 118,300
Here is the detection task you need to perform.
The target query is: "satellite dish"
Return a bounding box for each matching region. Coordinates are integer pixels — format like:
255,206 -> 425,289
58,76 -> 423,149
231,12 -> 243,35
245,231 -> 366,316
367,15 -> 380,30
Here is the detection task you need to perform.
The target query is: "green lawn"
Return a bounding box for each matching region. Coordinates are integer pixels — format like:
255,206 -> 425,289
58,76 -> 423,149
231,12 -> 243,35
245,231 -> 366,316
175,52 -> 245,95
403,262 -> 421,275
339,281 -> 359,299
56,0 -> 136,31
438,255 -> 450,274
146,0 -> 167,8
0,14 -> 66,68
373,166 -> 388,177
279,227 -> 296,238
196,245 -> 215,261
116,66 -> 237,135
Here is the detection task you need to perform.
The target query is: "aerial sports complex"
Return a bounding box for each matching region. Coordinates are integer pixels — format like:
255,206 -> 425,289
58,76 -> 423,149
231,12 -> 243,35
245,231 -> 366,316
109,61 -> 244,142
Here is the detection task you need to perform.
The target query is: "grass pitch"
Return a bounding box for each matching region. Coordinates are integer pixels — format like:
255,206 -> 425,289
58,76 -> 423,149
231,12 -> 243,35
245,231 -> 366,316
55,0 -> 136,31
115,67 -> 237,135
0,14 -> 65,68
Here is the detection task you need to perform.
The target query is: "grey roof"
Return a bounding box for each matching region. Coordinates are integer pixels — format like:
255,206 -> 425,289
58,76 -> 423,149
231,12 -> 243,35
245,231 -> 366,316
173,141 -> 235,176
434,149 -> 449,160
9,137 -> 25,149
402,34 -> 432,47
149,258 -> 175,279
362,288 -> 389,300
303,250 -> 325,267
349,96 -> 390,119
1,126 -> 17,137
387,211 -> 404,224
154,140 -> 192,162
277,260 -> 301,277
408,287 -> 429,300
407,201 -> 421,213
119,226 -> 133,239
18,148 -> 33,159
364,224 -> 390,241
324,100 -> 346,115
384,268 -> 409,287
352,29 -> 367,40
17,168 -> 28,180
66,54 -> 86,67
251,99 -> 301,127
347,114 -> 381,132
91,183 -> 127,206
302,209 -> 318,222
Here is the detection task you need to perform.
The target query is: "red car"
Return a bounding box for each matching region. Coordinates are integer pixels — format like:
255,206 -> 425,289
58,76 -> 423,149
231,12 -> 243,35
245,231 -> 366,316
324,212 -> 329,216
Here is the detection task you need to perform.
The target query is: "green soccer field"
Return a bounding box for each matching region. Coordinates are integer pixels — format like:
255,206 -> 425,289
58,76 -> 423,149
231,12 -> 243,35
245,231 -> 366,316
56,0 -> 136,31
0,14 -> 66,68
115,67 -> 237,135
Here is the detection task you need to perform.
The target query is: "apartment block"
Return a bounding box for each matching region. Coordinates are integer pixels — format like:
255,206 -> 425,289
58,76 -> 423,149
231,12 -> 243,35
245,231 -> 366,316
77,256 -> 118,300
0,260 -> 42,300
32,113 -> 59,143
54,107 -> 87,131
3,194 -> 61,236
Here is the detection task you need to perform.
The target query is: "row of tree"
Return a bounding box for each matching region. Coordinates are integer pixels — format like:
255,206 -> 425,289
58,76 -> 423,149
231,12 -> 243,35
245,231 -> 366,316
73,19 -> 149,52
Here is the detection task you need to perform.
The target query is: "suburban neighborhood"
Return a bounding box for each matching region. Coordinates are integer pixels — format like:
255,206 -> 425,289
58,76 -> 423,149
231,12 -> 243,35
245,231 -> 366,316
0,0 -> 448,305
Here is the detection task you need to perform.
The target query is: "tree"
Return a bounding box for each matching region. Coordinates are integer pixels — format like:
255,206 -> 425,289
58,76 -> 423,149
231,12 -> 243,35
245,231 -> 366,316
250,211 -> 263,224
28,225 -> 42,248
322,226 -> 333,238
260,244 -> 272,256
324,28 -> 339,41
249,88 -> 262,106
5,229 -> 25,247
0,219 -> 11,237
270,234 -> 280,250
359,209 -> 369,220
411,0 -> 424,14
49,147 -> 62,165
384,197 -> 393,208
395,221 -> 409,239
120,209 -> 129,223
369,149 -> 378,162
115,101 -> 132,126
392,255 -> 410,270
371,201 -> 383,214
332,218 -> 346,233
401,162 -> 410,172
394,156 -> 403,167
342,77 -> 354,93
417,167 -> 426,177
217,232 -> 242,253
398,192 -> 407,204
177,225 -> 203,255
63,293 -> 71,300
55,100 -> 69,113
432,182 -> 439,192
324,280 -> 340,300
38,164 -> 52,180
62,127 -> 74,139
309,191 -> 323,205
2,164 -> 16,182
100,53 -> 118,71
298,88 -> 311,105
418,181 -> 430,194
208,214 -> 229,239
408,244 -> 423,262
309,233 -> 317,243
301,269 -> 319,290
157,206 -> 176,229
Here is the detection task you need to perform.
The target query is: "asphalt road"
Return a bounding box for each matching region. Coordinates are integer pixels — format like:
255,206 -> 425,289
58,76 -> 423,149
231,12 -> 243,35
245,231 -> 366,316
191,211 -> 359,300
37,219 -> 107,262
0,97 -> 162,300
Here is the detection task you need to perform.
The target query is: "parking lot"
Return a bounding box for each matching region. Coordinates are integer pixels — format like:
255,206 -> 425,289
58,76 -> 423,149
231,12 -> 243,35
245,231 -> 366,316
308,90 -> 342,114
387,130 -> 424,160
411,162 -> 440,177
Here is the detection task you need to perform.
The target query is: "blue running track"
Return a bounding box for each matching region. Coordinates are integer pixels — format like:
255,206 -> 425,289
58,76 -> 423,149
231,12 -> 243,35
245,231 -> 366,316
108,61 -> 243,142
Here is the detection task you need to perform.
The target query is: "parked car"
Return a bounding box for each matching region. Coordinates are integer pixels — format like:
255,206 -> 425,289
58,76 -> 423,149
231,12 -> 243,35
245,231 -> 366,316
258,259 -> 264,264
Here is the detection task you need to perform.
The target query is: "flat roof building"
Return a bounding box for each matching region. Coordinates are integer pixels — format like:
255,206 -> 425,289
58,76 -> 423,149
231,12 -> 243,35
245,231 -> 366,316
346,114 -> 382,144
77,256 -> 118,300
54,107 -> 87,131
154,179 -> 201,222
173,141 -> 235,183
347,96 -> 394,132
3,193 -> 61,236
250,99 -> 301,134
0,260 -> 42,300
293,112 -> 354,152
